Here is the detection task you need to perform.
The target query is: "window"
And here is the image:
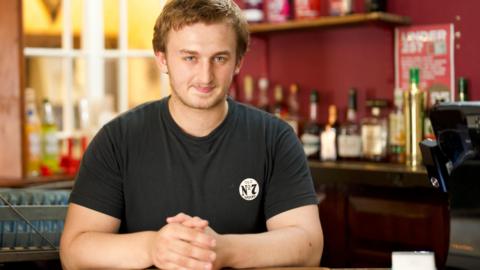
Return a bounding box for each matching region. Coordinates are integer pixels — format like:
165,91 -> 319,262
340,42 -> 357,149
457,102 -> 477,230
23,0 -> 169,138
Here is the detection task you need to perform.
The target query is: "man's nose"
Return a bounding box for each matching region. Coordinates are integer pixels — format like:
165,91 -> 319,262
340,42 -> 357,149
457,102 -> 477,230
198,60 -> 213,84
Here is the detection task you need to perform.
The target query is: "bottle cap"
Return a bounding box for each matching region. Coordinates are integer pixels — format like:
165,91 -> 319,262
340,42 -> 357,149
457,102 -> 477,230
258,77 -> 269,91
458,77 -> 468,101
348,88 -> 357,110
409,68 -> 420,84
310,90 -> 319,102
290,83 -> 299,94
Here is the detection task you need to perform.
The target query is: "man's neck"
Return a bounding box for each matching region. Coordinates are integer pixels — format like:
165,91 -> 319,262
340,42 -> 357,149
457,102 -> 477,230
168,97 -> 229,137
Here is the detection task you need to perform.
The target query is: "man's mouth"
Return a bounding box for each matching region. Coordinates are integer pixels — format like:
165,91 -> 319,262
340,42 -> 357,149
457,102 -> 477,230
195,86 -> 215,93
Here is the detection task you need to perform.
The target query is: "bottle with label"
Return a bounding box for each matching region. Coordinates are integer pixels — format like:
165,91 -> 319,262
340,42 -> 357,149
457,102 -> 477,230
24,88 -> 42,177
389,88 -> 406,163
272,84 -> 288,119
286,83 -> 300,136
337,88 -> 362,160
40,98 -> 60,175
266,0 -> 292,22
256,77 -> 270,112
243,75 -> 254,105
294,0 -> 321,19
361,99 -> 388,161
301,90 -> 321,160
320,105 -> 339,161
404,67 -> 425,167
458,77 -> 469,101
242,0 -> 264,23
329,0 -> 352,16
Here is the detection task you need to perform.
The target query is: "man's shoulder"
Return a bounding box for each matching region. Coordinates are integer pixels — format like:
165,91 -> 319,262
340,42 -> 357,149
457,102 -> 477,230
106,99 -> 164,128
119,99 -> 163,122
231,99 -> 291,132
97,99 -> 164,143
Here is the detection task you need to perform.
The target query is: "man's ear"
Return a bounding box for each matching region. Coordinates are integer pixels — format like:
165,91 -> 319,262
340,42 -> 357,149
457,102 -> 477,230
234,57 -> 244,75
154,51 -> 169,74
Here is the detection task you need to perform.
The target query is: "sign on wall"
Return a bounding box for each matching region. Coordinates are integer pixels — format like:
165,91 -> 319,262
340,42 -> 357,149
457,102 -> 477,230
395,24 -> 455,105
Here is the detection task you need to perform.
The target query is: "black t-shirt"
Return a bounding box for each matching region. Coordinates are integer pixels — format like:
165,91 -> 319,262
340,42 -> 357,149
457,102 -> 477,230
70,97 -> 317,234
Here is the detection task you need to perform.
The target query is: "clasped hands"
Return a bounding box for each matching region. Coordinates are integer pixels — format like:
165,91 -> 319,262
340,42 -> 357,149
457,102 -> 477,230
148,213 -> 222,270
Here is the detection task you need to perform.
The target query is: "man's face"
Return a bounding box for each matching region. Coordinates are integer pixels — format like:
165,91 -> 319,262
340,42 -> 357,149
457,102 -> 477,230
155,22 -> 242,110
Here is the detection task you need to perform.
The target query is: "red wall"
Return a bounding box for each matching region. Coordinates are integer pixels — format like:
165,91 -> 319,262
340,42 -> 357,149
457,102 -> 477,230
238,0 -> 479,123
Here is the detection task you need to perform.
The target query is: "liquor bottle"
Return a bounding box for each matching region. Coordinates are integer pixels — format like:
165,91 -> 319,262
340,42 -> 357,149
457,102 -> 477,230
404,67 -> 425,167
329,0 -> 352,16
361,99 -> 388,161
24,88 -> 41,177
272,84 -> 288,119
243,75 -> 254,105
266,0 -> 291,22
320,105 -> 339,161
337,88 -> 362,160
301,90 -> 321,160
286,83 -> 300,135
458,77 -> 469,101
294,0 -> 321,19
242,0 -> 264,23
256,77 -> 270,112
40,98 -> 60,175
389,88 -> 406,163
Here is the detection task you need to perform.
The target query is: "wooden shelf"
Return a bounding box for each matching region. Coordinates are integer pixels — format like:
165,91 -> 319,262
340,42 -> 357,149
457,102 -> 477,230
248,12 -> 411,33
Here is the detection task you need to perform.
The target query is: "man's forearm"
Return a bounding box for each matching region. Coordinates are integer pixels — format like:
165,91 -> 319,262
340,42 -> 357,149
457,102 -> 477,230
61,231 -> 155,270
219,226 -> 323,269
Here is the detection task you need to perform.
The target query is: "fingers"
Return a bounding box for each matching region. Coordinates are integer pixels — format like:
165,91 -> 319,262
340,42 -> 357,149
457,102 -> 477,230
167,213 -> 209,231
168,223 -> 216,248
150,222 -> 217,270
166,212 -> 192,223
168,237 -> 216,263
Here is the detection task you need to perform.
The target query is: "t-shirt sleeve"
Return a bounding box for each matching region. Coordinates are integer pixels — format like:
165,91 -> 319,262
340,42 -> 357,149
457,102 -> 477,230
69,121 -> 125,219
264,122 -> 319,220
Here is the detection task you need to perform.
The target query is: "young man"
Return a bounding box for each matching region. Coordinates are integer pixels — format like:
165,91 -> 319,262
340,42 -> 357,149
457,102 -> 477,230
60,0 -> 323,269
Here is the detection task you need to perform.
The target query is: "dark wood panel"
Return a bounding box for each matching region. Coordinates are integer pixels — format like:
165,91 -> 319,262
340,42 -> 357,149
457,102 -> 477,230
346,191 -> 449,269
312,163 -> 449,269
0,0 -> 24,180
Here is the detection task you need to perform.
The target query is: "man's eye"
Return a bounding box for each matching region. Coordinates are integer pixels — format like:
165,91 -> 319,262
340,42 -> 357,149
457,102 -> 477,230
214,56 -> 227,63
184,56 -> 195,62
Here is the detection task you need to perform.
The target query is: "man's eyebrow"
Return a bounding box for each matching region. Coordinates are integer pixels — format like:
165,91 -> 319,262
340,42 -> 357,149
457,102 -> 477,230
179,49 -> 232,56
179,49 -> 198,55
214,51 -> 232,56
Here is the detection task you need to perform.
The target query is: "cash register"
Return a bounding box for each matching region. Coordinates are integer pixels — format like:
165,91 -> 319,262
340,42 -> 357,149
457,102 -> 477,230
421,102 -> 480,270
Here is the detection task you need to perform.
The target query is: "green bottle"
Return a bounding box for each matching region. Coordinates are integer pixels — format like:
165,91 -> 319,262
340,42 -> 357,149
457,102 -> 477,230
41,99 -> 60,175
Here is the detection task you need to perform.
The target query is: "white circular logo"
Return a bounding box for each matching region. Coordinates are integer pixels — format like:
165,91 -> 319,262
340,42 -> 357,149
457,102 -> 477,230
239,178 -> 260,201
